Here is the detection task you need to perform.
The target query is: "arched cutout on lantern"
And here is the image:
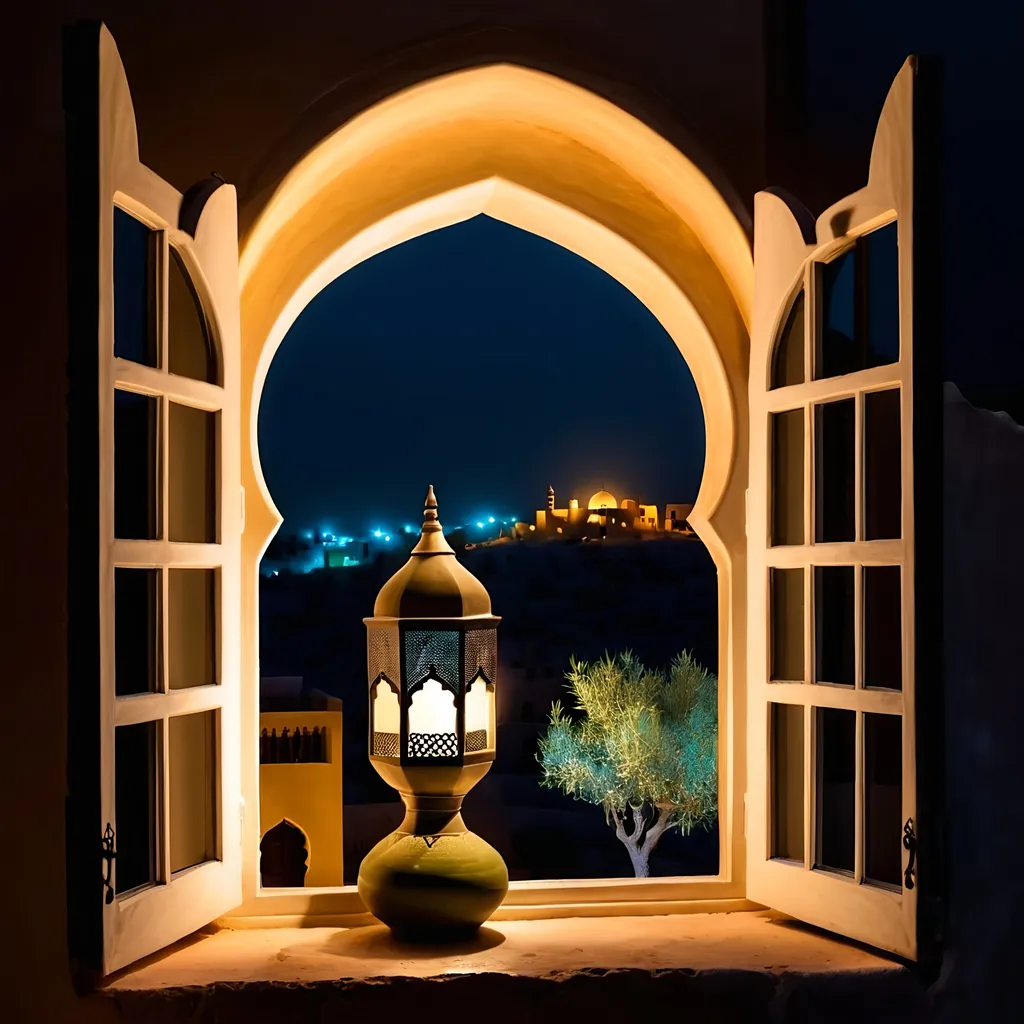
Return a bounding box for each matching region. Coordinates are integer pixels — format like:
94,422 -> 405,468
259,818 -> 309,888
464,674 -> 494,753
371,678 -> 400,758
407,677 -> 458,758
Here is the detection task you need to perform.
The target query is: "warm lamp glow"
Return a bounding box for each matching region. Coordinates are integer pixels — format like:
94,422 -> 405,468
372,681 -> 400,734
465,676 -> 492,749
407,678 -> 457,738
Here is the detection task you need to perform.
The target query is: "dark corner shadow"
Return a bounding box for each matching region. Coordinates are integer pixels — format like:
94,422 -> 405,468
318,924 -> 506,960
93,927 -> 216,990
766,915 -> 911,969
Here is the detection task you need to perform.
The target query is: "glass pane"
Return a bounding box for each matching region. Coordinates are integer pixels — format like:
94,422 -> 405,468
864,222 -> 900,367
168,569 -> 217,689
814,566 -> 855,686
814,398 -> 855,543
771,409 -> 804,546
113,208 -> 158,367
114,568 -> 160,696
771,568 -> 804,682
169,402 -> 217,543
865,712 -> 903,887
815,707 -> 855,874
169,710 -> 218,873
115,721 -> 158,894
771,702 -> 804,861
168,247 -> 218,384
864,566 -> 902,690
817,248 -> 859,379
771,290 -> 805,389
114,389 -> 159,540
865,388 -> 902,540
404,629 -> 460,690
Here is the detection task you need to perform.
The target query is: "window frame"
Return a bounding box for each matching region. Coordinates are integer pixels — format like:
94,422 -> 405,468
102,194 -> 241,972
749,206 -> 919,958
64,22 -> 244,976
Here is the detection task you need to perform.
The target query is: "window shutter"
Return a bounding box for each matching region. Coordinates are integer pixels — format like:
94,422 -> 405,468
745,58 -> 942,961
65,21 -> 243,976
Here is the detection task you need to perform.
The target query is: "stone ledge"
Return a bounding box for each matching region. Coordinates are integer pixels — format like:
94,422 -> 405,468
101,911 -> 930,1023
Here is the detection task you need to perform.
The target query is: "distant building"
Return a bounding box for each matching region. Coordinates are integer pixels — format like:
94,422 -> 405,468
517,485 -> 692,540
258,677 -> 344,887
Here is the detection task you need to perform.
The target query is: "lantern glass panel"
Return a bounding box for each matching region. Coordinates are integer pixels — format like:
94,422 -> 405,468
404,630 -> 460,689
464,628 -> 497,683
367,625 -> 400,686
407,678 -> 458,758
465,675 -> 493,752
371,680 -> 400,757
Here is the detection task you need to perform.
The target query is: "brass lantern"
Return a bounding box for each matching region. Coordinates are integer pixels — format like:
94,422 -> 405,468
358,486 -> 507,939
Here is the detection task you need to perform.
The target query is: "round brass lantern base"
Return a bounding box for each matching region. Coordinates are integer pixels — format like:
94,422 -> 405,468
357,826 -> 508,940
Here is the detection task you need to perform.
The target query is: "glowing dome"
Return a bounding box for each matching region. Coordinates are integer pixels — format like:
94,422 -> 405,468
588,489 -> 617,510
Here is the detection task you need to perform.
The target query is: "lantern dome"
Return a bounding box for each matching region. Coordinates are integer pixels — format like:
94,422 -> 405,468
588,489 -> 617,510
373,486 -> 492,618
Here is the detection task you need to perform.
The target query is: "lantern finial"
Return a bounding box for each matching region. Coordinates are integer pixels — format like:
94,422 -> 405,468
410,485 -> 454,554
423,485 -> 439,529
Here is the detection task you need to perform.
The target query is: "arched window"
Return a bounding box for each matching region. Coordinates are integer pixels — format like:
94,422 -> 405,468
770,288 -> 806,389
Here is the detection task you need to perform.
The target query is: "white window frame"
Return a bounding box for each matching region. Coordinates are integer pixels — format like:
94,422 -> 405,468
65,23 -> 243,976
745,59 -> 921,959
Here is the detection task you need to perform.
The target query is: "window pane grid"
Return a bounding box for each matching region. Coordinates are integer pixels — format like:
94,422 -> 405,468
108,213 -> 226,899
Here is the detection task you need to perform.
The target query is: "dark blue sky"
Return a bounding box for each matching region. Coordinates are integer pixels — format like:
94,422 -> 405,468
257,215 -> 705,534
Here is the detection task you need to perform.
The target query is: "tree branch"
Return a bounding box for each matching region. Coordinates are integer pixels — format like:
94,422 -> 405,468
610,807 -> 629,845
641,804 -> 674,857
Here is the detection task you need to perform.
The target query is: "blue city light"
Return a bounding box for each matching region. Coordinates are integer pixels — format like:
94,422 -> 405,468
476,521 -> 484,528
372,529 -> 383,538
384,535 -> 391,542
488,516 -> 495,523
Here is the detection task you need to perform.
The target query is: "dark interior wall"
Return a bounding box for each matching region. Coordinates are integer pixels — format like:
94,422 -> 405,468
3,1 -> 1021,1018
0,3 -> 764,1017
939,389 -> 1024,1023
763,0 -> 1024,413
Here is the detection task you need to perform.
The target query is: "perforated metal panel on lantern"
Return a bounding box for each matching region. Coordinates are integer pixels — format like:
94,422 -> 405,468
358,486 -> 507,940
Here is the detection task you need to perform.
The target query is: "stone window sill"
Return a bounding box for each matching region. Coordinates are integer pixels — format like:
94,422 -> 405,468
102,910 -> 927,1022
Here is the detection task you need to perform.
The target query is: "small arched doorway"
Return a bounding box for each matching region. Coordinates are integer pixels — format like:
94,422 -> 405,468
260,819 -> 309,888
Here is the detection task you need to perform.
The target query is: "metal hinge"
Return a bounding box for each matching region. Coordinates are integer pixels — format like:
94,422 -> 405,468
903,817 -> 917,890
101,823 -> 116,905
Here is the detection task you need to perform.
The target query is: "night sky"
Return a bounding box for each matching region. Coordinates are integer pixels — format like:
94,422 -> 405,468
257,215 -> 705,535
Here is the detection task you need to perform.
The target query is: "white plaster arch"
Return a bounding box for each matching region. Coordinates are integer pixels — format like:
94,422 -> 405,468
235,62 -> 754,912
248,177 -> 734,544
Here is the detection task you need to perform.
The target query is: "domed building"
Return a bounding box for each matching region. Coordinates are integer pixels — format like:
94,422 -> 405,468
522,484 -> 692,540
588,489 -> 618,510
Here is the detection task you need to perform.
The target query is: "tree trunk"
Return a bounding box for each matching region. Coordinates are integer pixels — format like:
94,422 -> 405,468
610,804 -> 674,878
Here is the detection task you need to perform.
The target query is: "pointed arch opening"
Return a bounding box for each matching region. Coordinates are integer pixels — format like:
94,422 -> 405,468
235,62 -> 753,920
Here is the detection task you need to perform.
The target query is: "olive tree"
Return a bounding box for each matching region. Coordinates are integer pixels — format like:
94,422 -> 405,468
537,650 -> 717,877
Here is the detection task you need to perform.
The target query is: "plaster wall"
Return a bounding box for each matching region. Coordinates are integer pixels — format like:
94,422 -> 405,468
259,711 -> 344,888
1,1 -> 1022,1019
1,6 -> 763,1014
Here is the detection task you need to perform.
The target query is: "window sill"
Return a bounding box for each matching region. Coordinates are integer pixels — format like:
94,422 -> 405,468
101,911 -> 926,1020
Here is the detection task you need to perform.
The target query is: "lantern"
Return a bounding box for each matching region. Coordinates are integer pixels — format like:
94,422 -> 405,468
358,486 -> 507,939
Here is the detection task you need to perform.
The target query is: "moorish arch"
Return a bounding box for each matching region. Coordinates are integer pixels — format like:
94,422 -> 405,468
236,62 -> 753,896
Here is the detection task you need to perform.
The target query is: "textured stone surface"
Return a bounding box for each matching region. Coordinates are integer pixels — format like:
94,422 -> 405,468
97,912 -> 929,1023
